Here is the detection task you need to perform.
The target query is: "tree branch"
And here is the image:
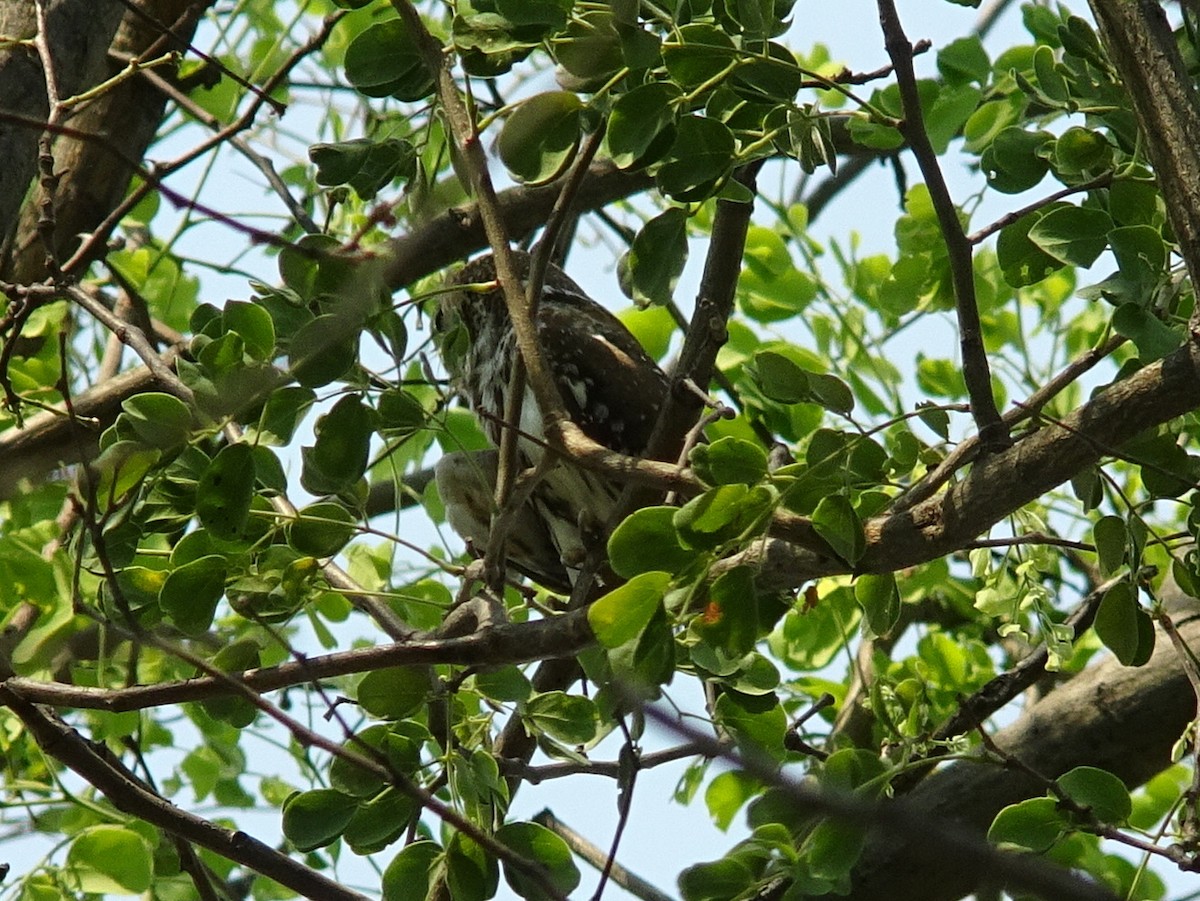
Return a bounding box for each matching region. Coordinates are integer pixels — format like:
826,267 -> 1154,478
0,685 -> 372,901
741,336 -> 1200,590
876,0 -> 1006,446
3,608 -> 594,711
1087,0 -> 1200,329
844,615 -> 1200,900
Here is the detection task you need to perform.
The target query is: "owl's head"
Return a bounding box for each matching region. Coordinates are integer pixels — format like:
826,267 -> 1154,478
435,251 -> 594,338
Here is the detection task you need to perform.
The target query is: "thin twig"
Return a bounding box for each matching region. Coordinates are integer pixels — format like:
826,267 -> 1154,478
890,333 -> 1125,514
877,0 -> 1006,447
967,172 -> 1116,246
639,703 -> 1121,901
534,809 -> 675,901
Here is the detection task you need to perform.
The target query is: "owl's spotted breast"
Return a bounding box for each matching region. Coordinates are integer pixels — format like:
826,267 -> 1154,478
434,251 -> 672,589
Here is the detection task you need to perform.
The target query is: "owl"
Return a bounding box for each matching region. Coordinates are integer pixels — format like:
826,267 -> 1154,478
434,251 -> 670,591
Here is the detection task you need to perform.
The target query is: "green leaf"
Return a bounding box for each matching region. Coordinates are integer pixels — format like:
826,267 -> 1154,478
691,437 -> 769,486
924,83 -> 982,154
588,571 -> 669,648
753,350 -> 809,403
822,747 -> 888,792
498,91 -> 583,184
1027,206 -> 1112,267
289,313 -> 358,388
251,385 -> 315,445
730,40 -> 804,102
714,691 -> 787,761
847,117 -> 904,151
554,11 -> 623,86
1094,580 -> 1153,666
496,821 -> 581,900
695,566 -> 760,657
618,303 -> 675,360
1059,766 -> 1132,825
663,24 -> 736,89
281,789 -> 359,852
287,501 -> 358,557
679,858 -> 756,901
804,819 -> 867,880
988,797 -> 1067,852
705,770 -> 759,831
67,825 -> 154,894
301,395 -> 373,496
377,388 -> 428,434
981,127 -> 1052,194
916,402 -> 950,440
446,832 -> 500,901
496,0 -> 572,28
674,484 -> 775,550
279,233 -> 342,299
609,503 -> 696,580
159,555 -> 227,634
620,208 -> 688,306
738,226 -> 816,321
453,12 -> 539,78
310,138 -> 417,200
607,82 -> 681,169
92,441 -> 162,502
607,601 -> 676,697
383,840 -> 442,901
997,208 -> 1066,287
1092,515 -> 1126,576
330,725 -> 391,798
1112,303 -> 1182,361
344,790 -> 414,855
474,667 -> 533,703
607,509 -> 692,579
222,300 -> 276,361
357,667 -> 428,719
854,573 -> 899,636
937,36 -> 989,85
195,442 -> 256,540
1053,127 -> 1112,176
808,372 -> 854,415
812,495 -> 865,565
657,115 -> 737,202
768,585 -> 864,671
121,392 -> 193,450
1109,224 -> 1167,284
331,725 -> 421,798
344,19 -> 434,101
524,692 -> 598,744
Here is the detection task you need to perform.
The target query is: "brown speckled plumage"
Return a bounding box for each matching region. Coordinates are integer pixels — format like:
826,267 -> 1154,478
434,251 -> 669,590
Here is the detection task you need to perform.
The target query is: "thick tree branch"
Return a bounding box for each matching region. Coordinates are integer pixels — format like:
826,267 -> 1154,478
645,161 -> 763,465
743,336 -> 1200,589
643,705 -> 1121,901
3,0 -> 213,283
1087,0 -> 1200,321
0,0 -> 125,253
0,685 -> 371,901
3,608 -> 594,711
844,614 -> 1200,900
382,162 -> 652,290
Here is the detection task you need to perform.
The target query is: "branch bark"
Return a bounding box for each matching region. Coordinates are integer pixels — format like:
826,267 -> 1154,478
743,337 -> 1200,590
0,0 -> 125,254
845,613 -> 1200,900
2,0 -> 213,282
1086,0 -> 1200,312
